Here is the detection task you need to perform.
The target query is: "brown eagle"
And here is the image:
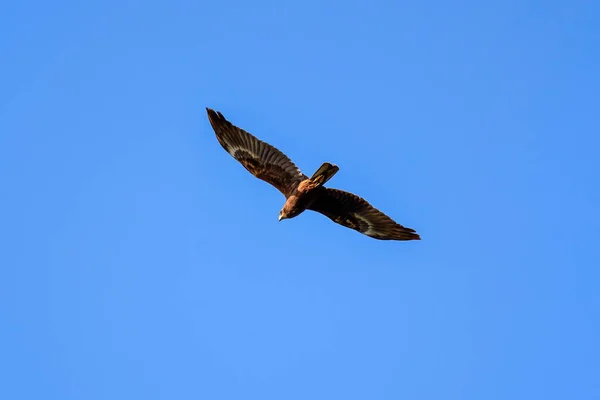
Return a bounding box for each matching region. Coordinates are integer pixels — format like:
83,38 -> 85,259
206,108 -> 421,241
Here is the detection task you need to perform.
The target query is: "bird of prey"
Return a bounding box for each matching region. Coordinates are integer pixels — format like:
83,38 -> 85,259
206,108 -> 421,241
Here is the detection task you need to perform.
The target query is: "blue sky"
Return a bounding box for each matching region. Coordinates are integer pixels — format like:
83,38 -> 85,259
1,0 -> 599,399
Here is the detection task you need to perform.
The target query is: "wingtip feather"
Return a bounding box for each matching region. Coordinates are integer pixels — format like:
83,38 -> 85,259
394,226 -> 421,241
207,108 -> 230,130
407,230 -> 421,241
206,107 -> 219,120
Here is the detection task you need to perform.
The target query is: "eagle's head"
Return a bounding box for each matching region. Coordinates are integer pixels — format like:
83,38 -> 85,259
278,209 -> 287,222
278,205 -> 297,221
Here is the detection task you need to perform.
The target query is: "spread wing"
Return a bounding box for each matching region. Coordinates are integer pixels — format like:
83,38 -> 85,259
207,108 -> 307,197
308,188 -> 421,241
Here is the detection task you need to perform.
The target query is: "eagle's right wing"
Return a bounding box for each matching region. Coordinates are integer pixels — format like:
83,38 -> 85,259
308,188 -> 421,241
207,108 -> 307,197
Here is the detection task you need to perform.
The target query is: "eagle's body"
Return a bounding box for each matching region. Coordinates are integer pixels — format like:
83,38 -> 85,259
281,182 -> 318,220
280,174 -> 332,220
206,108 -> 421,241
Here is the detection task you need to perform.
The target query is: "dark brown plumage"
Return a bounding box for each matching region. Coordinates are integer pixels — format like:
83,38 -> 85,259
206,108 -> 421,241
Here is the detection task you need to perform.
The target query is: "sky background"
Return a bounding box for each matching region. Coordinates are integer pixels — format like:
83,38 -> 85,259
1,0 -> 599,399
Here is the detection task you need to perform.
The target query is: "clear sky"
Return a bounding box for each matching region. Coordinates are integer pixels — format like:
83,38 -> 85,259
2,0 -> 599,399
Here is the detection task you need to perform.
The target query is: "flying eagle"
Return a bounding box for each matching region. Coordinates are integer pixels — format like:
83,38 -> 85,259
206,108 -> 421,241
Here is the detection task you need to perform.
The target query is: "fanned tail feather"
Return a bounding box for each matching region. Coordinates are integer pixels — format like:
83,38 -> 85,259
309,162 -> 339,187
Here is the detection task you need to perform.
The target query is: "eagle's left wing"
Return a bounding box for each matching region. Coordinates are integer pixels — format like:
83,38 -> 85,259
308,188 -> 421,241
207,108 -> 307,197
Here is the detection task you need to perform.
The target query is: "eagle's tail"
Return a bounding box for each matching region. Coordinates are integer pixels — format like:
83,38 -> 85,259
309,162 -> 339,187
